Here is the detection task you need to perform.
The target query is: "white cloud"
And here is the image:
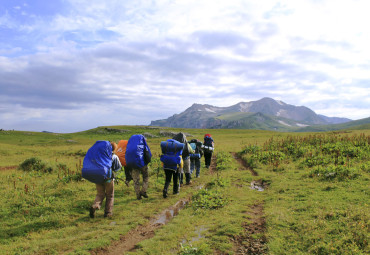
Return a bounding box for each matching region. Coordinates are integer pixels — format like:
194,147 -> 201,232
0,0 -> 369,132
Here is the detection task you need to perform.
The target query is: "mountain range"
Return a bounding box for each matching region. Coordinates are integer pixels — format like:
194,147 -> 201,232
150,97 -> 370,132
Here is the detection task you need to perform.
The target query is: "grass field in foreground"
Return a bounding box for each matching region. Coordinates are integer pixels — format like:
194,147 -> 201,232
0,126 -> 369,254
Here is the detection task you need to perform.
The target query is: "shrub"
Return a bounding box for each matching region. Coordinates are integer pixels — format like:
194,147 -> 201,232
18,157 -> 53,173
309,165 -> 360,181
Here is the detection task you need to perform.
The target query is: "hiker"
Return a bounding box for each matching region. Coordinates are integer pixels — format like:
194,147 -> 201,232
160,139 -> 184,198
89,141 -> 122,218
116,140 -> 133,186
203,134 -> 214,168
172,132 -> 195,185
189,139 -> 203,178
125,135 -> 152,200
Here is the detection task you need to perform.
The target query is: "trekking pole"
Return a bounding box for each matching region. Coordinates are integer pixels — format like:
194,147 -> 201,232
155,166 -> 160,188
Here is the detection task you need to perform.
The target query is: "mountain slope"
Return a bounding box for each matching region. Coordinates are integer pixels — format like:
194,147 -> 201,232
150,97 -> 355,131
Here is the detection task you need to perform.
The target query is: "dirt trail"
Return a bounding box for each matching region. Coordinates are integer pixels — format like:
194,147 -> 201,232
91,154 -> 217,255
231,152 -> 267,254
231,152 -> 258,176
92,198 -> 190,255
0,166 -> 17,171
234,203 -> 267,254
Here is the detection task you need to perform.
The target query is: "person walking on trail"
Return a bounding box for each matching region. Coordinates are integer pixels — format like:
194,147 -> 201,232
89,142 -> 122,218
203,134 -> 214,169
160,139 -> 184,198
189,138 -> 203,178
172,132 -> 195,185
125,135 -> 152,200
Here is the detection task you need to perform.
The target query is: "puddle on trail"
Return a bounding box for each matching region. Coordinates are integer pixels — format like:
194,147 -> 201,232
154,185 -> 204,225
250,180 -> 265,191
154,199 -> 189,225
181,225 -> 208,244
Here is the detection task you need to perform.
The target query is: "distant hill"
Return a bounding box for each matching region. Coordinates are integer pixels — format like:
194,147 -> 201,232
150,97 -> 356,131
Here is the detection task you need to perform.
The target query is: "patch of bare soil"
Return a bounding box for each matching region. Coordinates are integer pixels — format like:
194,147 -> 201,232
231,152 -> 258,176
234,203 -> 267,254
0,166 -> 17,171
208,154 -> 217,175
232,152 -> 267,254
91,198 -> 190,255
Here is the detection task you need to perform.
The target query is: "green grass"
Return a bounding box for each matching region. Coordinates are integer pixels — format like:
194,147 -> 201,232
0,126 -> 369,254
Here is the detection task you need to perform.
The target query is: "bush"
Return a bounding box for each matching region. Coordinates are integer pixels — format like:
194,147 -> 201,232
309,165 -> 360,181
18,157 -> 53,173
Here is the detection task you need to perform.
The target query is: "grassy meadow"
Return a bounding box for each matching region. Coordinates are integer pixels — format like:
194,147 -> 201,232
0,126 -> 369,254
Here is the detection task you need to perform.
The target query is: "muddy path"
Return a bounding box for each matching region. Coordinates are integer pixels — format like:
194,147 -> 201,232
231,152 -> 258,176
234,203 -> 267,254
91,154 -> 217,255
231,152 -> 267,254
92,198 -> 190,255
0,165 -> 17,171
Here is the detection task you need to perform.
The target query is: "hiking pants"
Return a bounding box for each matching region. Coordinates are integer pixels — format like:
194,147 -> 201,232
92,181 -> 114,214
190,158 -> 201,177
164,168 -> 180,194
183,157 -> 191,174
132,165 -> 149,197
204,151 -> 213,167
124,166 -> 133,182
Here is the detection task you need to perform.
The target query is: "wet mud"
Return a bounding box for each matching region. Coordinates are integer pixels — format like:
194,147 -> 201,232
232,152 -> 268,254
92,198 -> 190,255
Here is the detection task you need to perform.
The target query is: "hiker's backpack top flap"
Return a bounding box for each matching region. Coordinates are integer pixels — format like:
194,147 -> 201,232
82,141 -> 112,183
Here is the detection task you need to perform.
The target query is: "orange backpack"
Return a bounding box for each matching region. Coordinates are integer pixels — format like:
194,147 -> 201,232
116,140 -> 128,166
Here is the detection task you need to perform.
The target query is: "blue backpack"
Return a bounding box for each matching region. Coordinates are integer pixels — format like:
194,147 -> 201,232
160,139 -> 184,170
125,134 -> 152,169
82,141 -> 112,184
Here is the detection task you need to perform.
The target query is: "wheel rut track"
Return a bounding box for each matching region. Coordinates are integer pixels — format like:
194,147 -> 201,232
231,152 -> 268,254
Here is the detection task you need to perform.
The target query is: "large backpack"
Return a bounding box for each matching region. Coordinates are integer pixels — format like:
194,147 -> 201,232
160,139 -> 184,170
189,139 -> 203,159
81,141 -> 113,184
203,134 -> 214,152
116,140 -> 128,166
125,134 -> 152,169
172,132 -> 189,158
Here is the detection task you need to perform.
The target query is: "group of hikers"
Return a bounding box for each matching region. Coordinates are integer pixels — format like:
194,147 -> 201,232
82,132 -> 215,218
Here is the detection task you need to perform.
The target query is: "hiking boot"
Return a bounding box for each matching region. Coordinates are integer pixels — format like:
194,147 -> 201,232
163,189 -> 168,198
137,194 -> 142,200
89,207 -> 95,218
104,212 -> 113,218
141,192 -> 148,198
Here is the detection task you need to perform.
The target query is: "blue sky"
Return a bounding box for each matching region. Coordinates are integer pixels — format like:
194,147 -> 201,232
0,0 -> 369,132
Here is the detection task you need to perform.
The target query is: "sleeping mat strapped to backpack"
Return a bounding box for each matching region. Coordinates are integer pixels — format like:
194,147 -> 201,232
82,141 -> 112,184
116,140 -> 128,166
160,139 -> 184,170
125,134 -> 152,169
